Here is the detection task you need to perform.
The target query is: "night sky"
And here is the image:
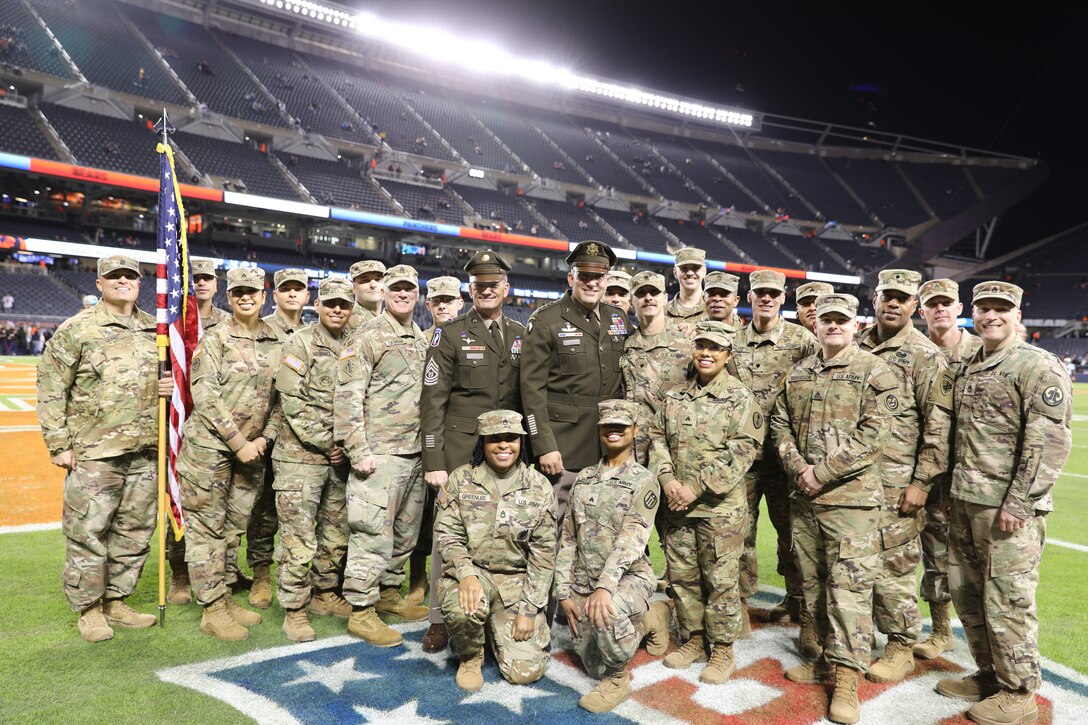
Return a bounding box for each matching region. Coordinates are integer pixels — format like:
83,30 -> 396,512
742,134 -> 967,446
362,1 -> 1086,257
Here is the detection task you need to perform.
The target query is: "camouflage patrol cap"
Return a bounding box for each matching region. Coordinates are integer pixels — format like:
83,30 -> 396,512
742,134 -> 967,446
597,399 -> 639,426
565,240 -> 617,272
226,267 -> 266,291
383,264 -> 419,288
972,280 -> 1023,308
815,293 -> 859,319
349,259 -> 386,280
477,409 -> 527,436
918,278 -> 960,305
605,270 -> 632,292
795,281 -> 834,303
692,320 -> 735,349
749,269 -> 786,292
630,270 -> 666,293
876,269 -> 922,296
97,254 -> 140,277
674,247 -> 706,267
191,258 -> 217,278
704,271 -> 740,293
426,275 -> 462,300
317,277 -> 354,303
463,250 -> 510,281
273,268 -> 308,289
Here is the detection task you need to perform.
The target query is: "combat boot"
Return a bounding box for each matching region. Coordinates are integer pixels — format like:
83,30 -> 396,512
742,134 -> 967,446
227,568 -> 252,593
738,602 -> 752,639
348,606 -> 404,646
102,599 -> 157,628
785,656 -> 834,684
283,608 -> 316,642
663,633 -> 707,669
167,565 -> 191,605
422,623 -> 449,653
829,665 -> 861,724
77,603 -> 114,643
700,643 -> 737,684
248,564 -> 272,609
867,638 -> 915,682
798,606 -> 822,659
311,590 -> 352,618
936,670 -> 999,702
641,600 -> 671,656
579,670 -> 631,712
200,597 -> 249,641
914,601 -> 955,659
406,551 -> 428,605
225,596 -> 263,627
456,650 -> 485,692
766,594 -> 800,623
375,587 -> 429,621
967,689 -> 1038,725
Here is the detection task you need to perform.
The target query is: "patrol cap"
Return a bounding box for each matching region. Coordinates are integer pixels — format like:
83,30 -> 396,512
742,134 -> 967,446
349,259 -> 386,280
918,278 -> 960,305
749,269 -> 786,293
605,270 -> 632,292
477,409 -> 527,436
463,250 -> 510,281
876,269 -> 922,296
317,277 -> 354,303
383,264 -> 419,288
273,268 -> 308,289
815,293 -> 859,319
795,281 -> 834,303
597,399 -> 639,427
426,275 -> 462,300
674,247 -> 706,267
226,267 -> 265,291
191,258 -> 217,278
97,254 -> 140,278
565,240 -> 617,272
630,270 -> 666,294
972,280 -> 1023,308
692,320 -> 735,349
704,271 -> 740,294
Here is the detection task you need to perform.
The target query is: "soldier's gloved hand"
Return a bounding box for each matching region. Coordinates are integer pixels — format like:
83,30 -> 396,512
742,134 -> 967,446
558,599 -> 582,637
50,450 -> 75,471
157,373 -> 174,399
898,483 -> 927,515
586,588 -> 617,631
353,455 -> 377,477
235,440 -> 263,464
458,575 -> 484,616
512,613 -> 534,641
425,470 -> 448,490
329,447 -> 346,466
539,450 -> 564,476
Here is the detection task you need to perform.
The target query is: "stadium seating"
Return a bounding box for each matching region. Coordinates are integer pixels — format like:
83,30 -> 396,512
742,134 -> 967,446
720,226 -> 795,269
534,115 -> 646,196
592,208 -> 672,254
378,179 -> 463,223
823,157 -> 930,229
694,140 -> 791,212
525,197 -> 611,243
664,220 -> 734,258
820,236 -> 894,272
0,103 -> 57,159
0,270 -> 80,316
175,132 -> 298,199
469,102 -> 593,187
754,150 -> 870,226
0,0 -> 71,78
0,217 -> 84,241
41,103 -> 159,177
773,233 -> 849,273
899,162 -> 978,219
277,153 -> 393,213
452,185 -> 540,234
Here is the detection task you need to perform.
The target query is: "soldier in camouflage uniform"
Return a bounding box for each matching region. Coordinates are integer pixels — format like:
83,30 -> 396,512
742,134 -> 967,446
335,264 -> 430,646
733,270 -> 818,634
704,271 -> 742,329
435,410 -> 557,690
177,267 -> 282,641
649,321 -> 764,684
271,277 -> 354,642
603,270 -> 632,316
937,282 -> 1072,725
794,281 -> 834,334
37,255 -> 173,642
343,259 -> 385,335
771,293 -> 898,725
665,247 -> 708,322
557,399 -> 667,712
914,278 -> 982,661
856,269 -> 954,683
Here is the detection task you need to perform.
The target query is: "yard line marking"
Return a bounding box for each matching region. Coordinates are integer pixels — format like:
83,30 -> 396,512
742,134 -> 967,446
0,425 -> 40,432
0,522 -> 61,535
1050,538 -> 1088,553
1060,471 -> 1088,479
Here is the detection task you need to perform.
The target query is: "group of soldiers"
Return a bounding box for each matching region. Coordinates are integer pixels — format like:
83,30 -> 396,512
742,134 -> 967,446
37,239 -> 1071,723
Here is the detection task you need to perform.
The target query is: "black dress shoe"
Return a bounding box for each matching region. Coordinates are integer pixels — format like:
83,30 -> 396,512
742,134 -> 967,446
422,623 -> 449,652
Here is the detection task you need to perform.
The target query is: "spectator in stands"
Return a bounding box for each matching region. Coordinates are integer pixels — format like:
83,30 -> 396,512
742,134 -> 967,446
1,291 -> 12,311
1,322 -> 15,355
196,59 -> 214,75
81,295 -> 97,309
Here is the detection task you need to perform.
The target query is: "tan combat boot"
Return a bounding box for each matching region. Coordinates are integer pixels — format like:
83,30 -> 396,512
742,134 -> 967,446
785,656 -> 834,683
103,599 -> 157,628
200,597 -> 249,641
967,689 -> 1038,725
914,601 -> 955,659
225,596 -> 263,627
700,643 -> 737,684
738,602 -> 752,639
77,603 -> 114,643
663,633 -> 707,669
348,606 -> 404,647
867,638 -> 915,682
798,606 -> 822,659
310,590 -> 352,618
406,551 -> 428,605
248,564 -> 272,609
375,587 -> 429,621
936,670 -> 998,702
167,565 -> 191,605
455,650 -> 485,692
829,665 -> 861,724
641,600 -> 671,656
579,669 -> 631,712
283,608 -> 316,643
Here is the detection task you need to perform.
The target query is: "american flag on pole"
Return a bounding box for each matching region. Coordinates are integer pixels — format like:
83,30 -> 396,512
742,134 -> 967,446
156,141 -> 199,538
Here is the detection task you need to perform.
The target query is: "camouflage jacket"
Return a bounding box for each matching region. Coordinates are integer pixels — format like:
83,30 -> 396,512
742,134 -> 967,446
183,317 -> 282,453
434,462 -> 558,617
732,318 -> 819,415
200,305 -> 231,331
771,345 -> 899,507
262,310 -> 305,340
555,457 -> 659,600
937,328 -> 983,379
620,318 -> 693,463
648,370 -> 764,518
953,340 -> 1072,518
857,323 -> 954,492
271,321 -> 342,465
343,303 -> 378,336
334,311 -> 427,460
37,304 -> 159,460
665,295 -> 707,322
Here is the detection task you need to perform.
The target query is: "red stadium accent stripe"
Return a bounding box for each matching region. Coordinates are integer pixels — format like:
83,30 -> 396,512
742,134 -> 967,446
27,158 -> 223,202
457,226 -> 571,251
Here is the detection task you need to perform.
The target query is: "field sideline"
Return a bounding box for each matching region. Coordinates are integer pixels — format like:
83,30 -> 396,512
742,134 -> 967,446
2,355 -> 1086,723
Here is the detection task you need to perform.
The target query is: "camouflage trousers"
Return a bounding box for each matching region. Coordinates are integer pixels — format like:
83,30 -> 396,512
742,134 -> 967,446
441,571 -> 550,685
949,500 -> 1045,692
61,451 -> 157,612
343,453 -> 425,608
791,498 -> 880,671
921,489 -> 952,604
873,483 -> 923,642
177,443 -> 265,606
663,502 -> 747,644
272,459 -> 349,611
740,462 -> 802,602
246,459 -> 279,570
564,578 -> 651,678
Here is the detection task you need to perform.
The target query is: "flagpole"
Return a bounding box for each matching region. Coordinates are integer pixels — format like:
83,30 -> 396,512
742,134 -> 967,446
156,107 -> 169,627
